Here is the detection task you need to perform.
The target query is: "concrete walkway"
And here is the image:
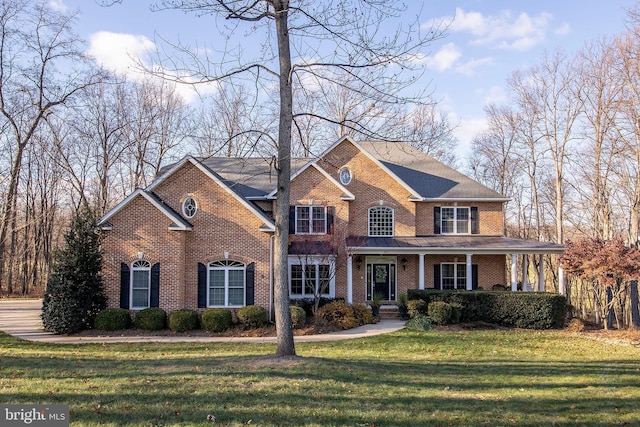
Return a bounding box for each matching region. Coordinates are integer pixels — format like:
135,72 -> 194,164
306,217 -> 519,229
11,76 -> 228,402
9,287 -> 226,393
0,299 -> 406,344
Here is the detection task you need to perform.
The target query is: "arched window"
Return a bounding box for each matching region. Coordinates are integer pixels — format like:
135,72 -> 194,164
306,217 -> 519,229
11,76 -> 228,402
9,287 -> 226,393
182,197 -> 197,218
368,206 -> 394,236
208,260 -> 246,307
131,260 -> 151,309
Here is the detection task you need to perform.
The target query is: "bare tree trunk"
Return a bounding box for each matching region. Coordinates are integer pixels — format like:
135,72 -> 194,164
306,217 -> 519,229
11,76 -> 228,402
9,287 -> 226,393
273,0 -> 295,357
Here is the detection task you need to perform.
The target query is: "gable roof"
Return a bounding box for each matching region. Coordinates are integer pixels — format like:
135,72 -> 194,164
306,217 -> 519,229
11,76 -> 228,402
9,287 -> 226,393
267,161 -> 356,200
354,140 -> 508,201
97,189 -> 193,231
148,156 -> 276,231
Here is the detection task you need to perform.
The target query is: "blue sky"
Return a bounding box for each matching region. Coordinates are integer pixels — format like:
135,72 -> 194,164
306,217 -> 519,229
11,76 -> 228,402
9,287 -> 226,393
55,0 -> 636,158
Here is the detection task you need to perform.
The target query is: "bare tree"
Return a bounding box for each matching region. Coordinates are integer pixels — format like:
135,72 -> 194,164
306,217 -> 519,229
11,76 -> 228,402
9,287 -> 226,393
124,0 -> 446,357
0,0 -> 98,292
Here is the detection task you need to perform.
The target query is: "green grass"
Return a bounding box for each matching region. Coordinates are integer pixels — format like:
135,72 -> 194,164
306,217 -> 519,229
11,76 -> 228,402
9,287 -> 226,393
0,329 -> 639,426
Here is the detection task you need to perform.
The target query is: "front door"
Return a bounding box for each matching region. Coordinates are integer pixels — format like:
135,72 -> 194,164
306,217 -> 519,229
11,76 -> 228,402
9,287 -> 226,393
367,260 -> 396,301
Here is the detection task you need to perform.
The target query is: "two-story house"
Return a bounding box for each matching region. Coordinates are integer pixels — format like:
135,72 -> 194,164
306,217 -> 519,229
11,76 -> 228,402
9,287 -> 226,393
97,136 -> 564,315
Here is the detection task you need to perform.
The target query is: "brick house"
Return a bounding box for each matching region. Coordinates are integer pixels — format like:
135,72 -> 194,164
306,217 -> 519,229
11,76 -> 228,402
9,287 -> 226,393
97,136 -> 564,315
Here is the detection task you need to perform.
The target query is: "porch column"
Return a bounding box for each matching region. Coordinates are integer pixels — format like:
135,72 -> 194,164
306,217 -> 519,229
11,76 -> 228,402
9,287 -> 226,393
466,253 -> 473,291
347,255 -> 353,304
538,255 -> 545,292
558,265 -> 565,295
511,254 -> 518,291
418,253 -> 425,290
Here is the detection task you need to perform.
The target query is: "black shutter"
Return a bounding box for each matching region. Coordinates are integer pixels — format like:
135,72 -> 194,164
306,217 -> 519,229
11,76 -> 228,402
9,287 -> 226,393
120,263 -> 130,309
150,263 -> 160,307
245,262 -> 255,306
197,262 -> 207,308
471,207 -> 479,234
433,264 -> 441,290
326,206 -> 335,234
434,207 -> 441,234
472,264 -> 478,290
289,206 -> 296,234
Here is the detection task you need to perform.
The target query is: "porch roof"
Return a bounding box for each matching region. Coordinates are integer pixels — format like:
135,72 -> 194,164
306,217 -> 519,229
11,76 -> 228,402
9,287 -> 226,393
346,235 -> 564,255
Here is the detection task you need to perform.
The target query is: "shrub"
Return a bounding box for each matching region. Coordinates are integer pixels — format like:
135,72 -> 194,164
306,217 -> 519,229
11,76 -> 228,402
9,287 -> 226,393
407,299 -> 428,318
237,305 -> 268,328
201,308 -> 233,332
290,297 -> 341,317
406,314 -> 432,331
449,303 -> 463,324
428,301 -> 452,325
315,300 -> 359,330
94,308 -> 131,331
352,303 -> 375,326
168,309 -> 199,332
290,305 -> 307,329
135,308 -> 166,330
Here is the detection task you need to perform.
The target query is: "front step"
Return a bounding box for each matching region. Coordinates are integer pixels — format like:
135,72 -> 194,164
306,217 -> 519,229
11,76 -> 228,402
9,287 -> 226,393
378,304 -> 401,319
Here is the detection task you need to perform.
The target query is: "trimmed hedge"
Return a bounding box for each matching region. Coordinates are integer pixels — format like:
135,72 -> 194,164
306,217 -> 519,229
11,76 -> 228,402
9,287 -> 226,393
135,308 -> 167,330
407,290 -> 566,329
428,301 -> 452,325
290,305 -> 307,329
168,309 -> 199,332
201,308 -> 233,332
94,308 -> 131,331
237,305 -> 268,328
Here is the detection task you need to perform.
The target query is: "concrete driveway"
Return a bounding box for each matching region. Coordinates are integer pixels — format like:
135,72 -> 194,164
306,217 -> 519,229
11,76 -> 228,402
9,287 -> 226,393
0,299 -> 405,344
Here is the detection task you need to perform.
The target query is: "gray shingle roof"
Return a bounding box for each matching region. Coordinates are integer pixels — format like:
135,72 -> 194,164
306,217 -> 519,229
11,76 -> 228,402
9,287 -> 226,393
356,141 -> 506,200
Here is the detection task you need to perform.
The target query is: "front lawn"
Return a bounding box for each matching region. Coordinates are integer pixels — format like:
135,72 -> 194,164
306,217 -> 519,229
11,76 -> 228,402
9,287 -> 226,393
0,329 -> 638,426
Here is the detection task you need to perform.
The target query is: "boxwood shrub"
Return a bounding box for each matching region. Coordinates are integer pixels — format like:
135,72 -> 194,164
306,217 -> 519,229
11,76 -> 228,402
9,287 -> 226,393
168,309 -> 199,332
428,301 -> 452,325
94,308 -> 131,331
407,289 -> 566,329
289,305 -> 307,329
134,307 -> 166,330
237,305 -> 268,328
201,308 -> 233,332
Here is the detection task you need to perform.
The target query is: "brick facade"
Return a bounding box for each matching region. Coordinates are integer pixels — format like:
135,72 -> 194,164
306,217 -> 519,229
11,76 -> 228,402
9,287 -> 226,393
99,137 -> 527,314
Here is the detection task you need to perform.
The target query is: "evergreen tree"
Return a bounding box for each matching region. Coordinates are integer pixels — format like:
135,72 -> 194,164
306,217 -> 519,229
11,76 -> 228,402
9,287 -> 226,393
41,208 -> 107,334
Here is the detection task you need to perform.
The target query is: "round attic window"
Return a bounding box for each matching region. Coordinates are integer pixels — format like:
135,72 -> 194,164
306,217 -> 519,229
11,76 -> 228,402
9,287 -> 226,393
182,197 -> 197,218
339,167 -> 352,185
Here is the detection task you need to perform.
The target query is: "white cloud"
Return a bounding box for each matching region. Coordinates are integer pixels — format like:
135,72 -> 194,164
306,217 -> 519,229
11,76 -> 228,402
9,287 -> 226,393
555,22 -> 571,36
479,85 -> 508,106
436,7 -> 554,51
452,115 -> 488,158
47,0 -> 68,12
455,57 -> 493,76
87,31 -> 217,103
425,43 -> 462,71
87,31 -> 156,78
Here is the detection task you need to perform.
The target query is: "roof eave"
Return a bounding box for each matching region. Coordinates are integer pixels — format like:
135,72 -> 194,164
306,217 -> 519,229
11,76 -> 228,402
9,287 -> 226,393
417,197 -> 511,203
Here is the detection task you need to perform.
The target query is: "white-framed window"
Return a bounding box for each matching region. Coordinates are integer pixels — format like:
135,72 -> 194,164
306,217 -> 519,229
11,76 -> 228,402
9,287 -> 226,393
368,206 -> 394,236
339,167 -> 352,185
441,207 -> 470,234
288,256 -> 335,298
131,260 -> 151,309
208,260 -> 245,307
182,197 -> 197,219
441,263 -> 467,290
296,205 -> 327,234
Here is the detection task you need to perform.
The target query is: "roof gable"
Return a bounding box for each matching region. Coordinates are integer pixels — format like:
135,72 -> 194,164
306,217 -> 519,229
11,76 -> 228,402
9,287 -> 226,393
97,189 -> 192,231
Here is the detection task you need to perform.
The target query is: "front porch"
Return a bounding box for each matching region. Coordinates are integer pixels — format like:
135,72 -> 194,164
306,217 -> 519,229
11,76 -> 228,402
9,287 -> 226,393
345,235 -> 565,304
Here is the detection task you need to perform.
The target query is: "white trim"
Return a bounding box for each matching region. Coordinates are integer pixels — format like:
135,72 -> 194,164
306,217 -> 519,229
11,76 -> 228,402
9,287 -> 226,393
207,260 -> 246,308
440,206 -> 470,235
148,156 -> 275,232
294,205 -> 328,235
287,255 -> 336,299
368,205 -> 394,237
440,262 -> 468,290
130,260 -> 151,310
415,197 -> 512,202
98,189 -> 192,231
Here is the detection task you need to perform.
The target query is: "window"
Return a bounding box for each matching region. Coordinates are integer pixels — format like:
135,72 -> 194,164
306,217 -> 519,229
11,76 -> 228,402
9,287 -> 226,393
208,260 -> 245,307
289,257 -> 334,298
182,197 -> 197,218
441,263 -> 467,290
339,167 -> 352,185
131,260 -> 151,309
368,206 -> 394,236
296,206 -> 326,234
441,207 -> 470,234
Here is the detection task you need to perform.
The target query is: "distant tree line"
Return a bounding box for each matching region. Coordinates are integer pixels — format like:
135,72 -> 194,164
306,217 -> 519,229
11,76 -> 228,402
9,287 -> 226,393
469,6 -> 640,328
